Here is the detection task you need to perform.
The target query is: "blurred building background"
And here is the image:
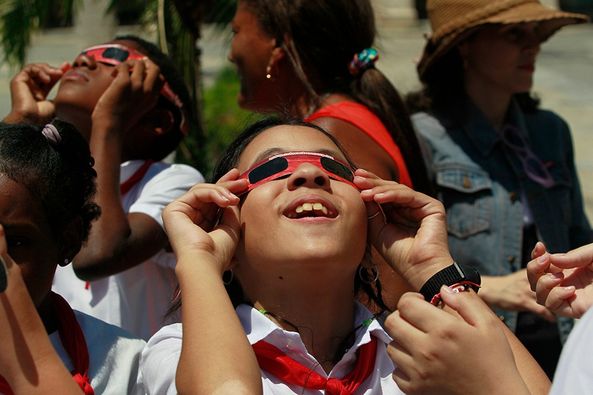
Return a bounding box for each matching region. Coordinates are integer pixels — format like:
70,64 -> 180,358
0,0 -> 591,218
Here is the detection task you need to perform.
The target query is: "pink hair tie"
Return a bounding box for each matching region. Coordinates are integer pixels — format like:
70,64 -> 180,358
41,123 -> 62,145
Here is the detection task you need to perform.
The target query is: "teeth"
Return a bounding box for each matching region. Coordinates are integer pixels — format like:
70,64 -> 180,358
292,202 -> 330,216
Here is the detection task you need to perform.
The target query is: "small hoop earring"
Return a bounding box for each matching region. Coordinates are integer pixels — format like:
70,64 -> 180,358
358,265 -> 378,284
367,211 -> 382,220
222,270 -> 234,285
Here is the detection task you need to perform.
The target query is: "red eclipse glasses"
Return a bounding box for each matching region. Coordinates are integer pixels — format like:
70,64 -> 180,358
80,44 -> 188,135
239,152 -> 357,193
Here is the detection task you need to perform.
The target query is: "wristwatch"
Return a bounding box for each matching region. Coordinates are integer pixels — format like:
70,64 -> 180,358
419,262 -> 481,302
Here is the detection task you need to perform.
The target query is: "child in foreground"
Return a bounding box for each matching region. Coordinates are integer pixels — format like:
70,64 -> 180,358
140,118 -> 549,394
0,120 -> 144,394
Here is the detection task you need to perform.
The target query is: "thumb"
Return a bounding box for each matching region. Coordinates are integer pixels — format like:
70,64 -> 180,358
439,286 -> 487,326
550,245 -> 593,269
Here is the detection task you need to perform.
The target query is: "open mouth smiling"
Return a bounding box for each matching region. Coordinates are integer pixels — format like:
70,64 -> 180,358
283,198 -> 338,219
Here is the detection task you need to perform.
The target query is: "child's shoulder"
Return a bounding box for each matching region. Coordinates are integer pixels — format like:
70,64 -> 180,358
74,310 -> 146,347
144,161 -> 205,183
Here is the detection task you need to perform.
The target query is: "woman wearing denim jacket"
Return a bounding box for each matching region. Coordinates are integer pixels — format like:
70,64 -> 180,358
407,0 -> 591,378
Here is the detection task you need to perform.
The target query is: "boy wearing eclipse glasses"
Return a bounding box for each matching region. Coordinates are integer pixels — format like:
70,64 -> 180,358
3,35 -> 205,340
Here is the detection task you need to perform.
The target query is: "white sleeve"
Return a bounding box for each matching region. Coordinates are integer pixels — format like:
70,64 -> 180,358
139,323 -> 183,395
129,164 -> 204,227
550,310 -> 590,394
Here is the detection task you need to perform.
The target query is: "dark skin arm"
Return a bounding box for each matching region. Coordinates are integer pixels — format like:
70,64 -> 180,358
0,226 -> 83,395
73,59 -> 167,281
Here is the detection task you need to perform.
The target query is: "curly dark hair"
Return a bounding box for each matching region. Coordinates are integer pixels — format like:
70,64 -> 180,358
0,119 -> 100,249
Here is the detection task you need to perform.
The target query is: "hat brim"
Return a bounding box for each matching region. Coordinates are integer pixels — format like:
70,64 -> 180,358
418,3 -> 588,80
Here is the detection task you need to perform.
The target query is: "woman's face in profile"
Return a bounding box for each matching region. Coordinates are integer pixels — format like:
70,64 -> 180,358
460,22 -> 543,96
228,1 -> 279,112
233,125 -> 367,276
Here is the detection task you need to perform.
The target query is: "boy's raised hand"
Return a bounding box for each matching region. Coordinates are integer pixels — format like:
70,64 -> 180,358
4,62 -> 68,125
354,169 -> 452,290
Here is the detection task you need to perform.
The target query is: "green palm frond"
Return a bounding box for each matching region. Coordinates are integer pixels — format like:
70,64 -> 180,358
0,0 -> 78,66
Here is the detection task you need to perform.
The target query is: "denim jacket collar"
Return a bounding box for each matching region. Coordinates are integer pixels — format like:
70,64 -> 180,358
463,98 -> 528,157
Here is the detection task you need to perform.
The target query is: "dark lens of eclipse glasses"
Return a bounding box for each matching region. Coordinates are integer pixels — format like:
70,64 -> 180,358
248,157 -> 289,184
101,47 -> 130,62
320,156 -> 354,181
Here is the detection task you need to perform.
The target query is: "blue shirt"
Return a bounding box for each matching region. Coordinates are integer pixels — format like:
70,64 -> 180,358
412,99 -> 592,339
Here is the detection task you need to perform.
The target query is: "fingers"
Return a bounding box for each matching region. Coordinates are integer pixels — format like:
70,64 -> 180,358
211,205 -> 242,267
438,287 -> 496,326
534,271 -> 564,304
534,270 -> 576,316
395,292 -> 459,333
17,63 -> 63,85
127,58 -> 163,99
165,175 -> 247,227
549,243 -> 593,269
526,250 -> 552,292
385,296 -> 428,346
531,241 -> 547,260
356,168 -> 444,235
543,286 -> 577,317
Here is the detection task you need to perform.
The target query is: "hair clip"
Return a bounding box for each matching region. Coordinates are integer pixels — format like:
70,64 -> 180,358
348,47 -> 379,76
41,123 -> 62,145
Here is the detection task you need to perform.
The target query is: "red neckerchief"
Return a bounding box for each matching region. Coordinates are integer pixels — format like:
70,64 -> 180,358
120,160 -> 154,196
0,292 -> 94,395
85,159 -> 154,290
252,336 -> 377,395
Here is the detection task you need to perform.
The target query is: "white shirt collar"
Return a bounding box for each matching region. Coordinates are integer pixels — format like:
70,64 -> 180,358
236,302 -> 392,378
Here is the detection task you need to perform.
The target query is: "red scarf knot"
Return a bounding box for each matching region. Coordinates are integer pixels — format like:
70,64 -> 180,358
253,336 -> 378,395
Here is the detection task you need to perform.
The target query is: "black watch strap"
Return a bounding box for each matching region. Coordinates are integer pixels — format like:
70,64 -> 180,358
419,262 -> 481,302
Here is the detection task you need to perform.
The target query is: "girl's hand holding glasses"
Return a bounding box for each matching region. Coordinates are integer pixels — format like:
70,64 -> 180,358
354,169 -> 453,290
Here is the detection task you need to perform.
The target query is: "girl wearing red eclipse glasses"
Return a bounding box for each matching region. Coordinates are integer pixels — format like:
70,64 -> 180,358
140,118 -> 548,394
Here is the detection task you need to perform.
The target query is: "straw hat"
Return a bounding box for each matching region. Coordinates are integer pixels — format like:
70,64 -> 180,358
417,0 -> 588,80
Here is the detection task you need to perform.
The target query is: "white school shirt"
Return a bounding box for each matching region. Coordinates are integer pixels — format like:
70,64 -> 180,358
50,310 -> 146,395
139,302 -> 404,394
52,160 -> 204,340
550,309 -> 590,394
